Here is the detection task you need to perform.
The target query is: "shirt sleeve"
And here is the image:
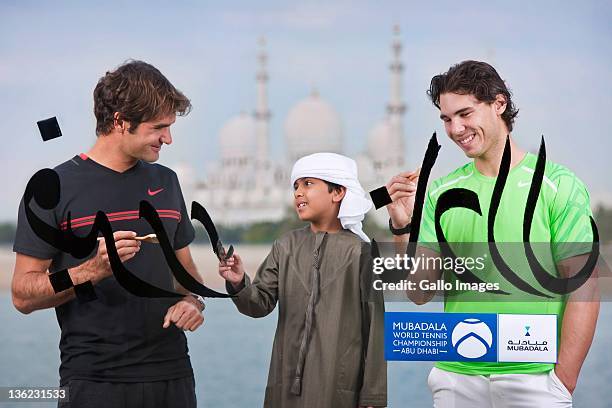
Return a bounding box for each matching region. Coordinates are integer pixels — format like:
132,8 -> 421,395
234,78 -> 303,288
172,173 -> 195,250
549,172 -> 594,262
228,241 -> 280,318
13,193 -> 61,261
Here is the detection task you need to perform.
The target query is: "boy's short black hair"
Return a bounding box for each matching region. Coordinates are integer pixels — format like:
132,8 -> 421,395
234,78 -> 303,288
324,181 -> 344,193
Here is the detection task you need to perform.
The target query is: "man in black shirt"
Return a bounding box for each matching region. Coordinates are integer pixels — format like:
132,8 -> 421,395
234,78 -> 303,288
12,61 -> 204,408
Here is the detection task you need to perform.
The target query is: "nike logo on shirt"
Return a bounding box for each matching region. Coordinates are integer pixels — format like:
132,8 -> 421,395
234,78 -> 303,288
517,181 -> 531,188
148,188 -> 164,196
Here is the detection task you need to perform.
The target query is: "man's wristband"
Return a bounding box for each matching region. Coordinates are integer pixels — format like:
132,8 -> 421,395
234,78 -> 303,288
74,281 -> 98,303
49,269 -> 97,303
49,269 -> 73,293
190,294 -> 206,311
389,218 -> 411,235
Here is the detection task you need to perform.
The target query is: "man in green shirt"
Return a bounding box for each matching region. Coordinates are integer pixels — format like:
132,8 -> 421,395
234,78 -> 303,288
386,60 -> 598,407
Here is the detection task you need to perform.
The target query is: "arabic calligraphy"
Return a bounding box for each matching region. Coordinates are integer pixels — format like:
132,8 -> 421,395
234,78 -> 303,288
23,168 -> 232,300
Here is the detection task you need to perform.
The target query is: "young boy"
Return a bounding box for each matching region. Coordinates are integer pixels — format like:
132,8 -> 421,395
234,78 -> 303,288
219,152 -> 387,408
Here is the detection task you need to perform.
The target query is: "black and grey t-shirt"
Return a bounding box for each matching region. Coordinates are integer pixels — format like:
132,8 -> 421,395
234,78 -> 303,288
14,154 -> 196,385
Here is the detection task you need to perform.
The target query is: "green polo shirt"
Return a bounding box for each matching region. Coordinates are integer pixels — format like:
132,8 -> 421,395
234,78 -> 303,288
418,152 -> 593,375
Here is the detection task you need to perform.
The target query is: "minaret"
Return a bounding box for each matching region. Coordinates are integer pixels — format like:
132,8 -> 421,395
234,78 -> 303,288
254,37 -> 271,176
387,25 -> 406,167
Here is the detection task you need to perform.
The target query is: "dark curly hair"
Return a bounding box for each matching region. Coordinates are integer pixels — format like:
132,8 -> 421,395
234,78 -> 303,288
93,60 -> 191,135
427,60 -> 519,131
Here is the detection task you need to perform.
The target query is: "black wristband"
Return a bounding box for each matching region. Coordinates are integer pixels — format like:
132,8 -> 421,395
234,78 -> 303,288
389,218 -> 411,235
74,281 -> 97,303
48,269 -> 73,293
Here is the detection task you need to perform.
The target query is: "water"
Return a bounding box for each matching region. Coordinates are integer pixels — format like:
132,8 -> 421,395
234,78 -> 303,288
1,295 -> 610,407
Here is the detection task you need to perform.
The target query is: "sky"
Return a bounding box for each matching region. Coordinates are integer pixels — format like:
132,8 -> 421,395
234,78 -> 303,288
1,0 -> 610,221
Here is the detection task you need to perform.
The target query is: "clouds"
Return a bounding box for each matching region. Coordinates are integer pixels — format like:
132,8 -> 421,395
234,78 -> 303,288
218,2 -> 348,30
0,0 -> 610,221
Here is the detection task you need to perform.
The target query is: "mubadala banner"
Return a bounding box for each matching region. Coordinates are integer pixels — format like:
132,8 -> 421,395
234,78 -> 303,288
497,314 -> 557,363
385,312 -> 557,363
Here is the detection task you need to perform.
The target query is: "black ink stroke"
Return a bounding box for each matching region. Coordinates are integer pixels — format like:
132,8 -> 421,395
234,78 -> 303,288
370,132 -> 600,298
522,137 -> 599,294
435,188 -> 510,295
191,201 -> 234,263
488,137 -> 551,298
408,132 -> 441,246
24,168 -> 231,299
139,200 -> 232,298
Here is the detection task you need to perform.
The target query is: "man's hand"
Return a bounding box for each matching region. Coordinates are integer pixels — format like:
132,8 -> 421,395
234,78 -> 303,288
386,169 -> 419,229
73,231 -> 141,284
163,296 -> 204,331
218,253 -> 246,290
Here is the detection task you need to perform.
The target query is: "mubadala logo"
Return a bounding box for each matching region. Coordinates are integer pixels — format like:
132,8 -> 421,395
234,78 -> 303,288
451,318 -> 493,358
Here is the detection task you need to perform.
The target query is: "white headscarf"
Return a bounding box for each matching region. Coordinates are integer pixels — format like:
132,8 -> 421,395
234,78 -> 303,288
290,152 -> 372,242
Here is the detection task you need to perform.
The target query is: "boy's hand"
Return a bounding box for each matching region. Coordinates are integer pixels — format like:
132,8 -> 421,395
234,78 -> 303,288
219,253 -> 246,288
386,168 -> 419,229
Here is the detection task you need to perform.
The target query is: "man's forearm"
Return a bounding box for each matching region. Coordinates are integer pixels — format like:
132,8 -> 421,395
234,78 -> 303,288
556,299 -> 599,391
389,232 -> 442,304
392,233 -> 410,255
12,265 -> 94,313
173,251 -> 204,294
555,256 -> 600,392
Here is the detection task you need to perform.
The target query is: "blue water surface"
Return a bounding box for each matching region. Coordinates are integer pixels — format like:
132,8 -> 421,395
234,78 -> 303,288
1,295 -> 610,407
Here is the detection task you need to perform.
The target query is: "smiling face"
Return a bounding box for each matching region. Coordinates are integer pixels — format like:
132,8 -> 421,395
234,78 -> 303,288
439,92 -> 508,159
119,113 -> 176,162
293,177 -> 345,224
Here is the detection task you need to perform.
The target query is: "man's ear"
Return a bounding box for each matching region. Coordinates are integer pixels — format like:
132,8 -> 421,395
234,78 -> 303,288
332,186 -> 346,203
494,94 -> 507,116
113,112 -> 128,134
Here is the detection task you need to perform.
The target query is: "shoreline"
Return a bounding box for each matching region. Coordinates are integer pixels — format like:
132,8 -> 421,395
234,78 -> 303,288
2,244 -> 612,292
0,244 -> 271,292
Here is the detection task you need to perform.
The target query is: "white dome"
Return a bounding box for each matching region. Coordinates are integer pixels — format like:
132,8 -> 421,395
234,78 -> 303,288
219,113 -> 257,160
284,91 -> 343,161
354,153 -> 376,186
367,119 -> 394,162
172,162 -> 195,191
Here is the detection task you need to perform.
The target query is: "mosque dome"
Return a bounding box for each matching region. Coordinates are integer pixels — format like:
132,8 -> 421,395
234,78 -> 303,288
354,152 -> 376,186
172,162 -> 195,191
219,113 -> 257,161
367,119 -> 394,163
284,90 -> 343,161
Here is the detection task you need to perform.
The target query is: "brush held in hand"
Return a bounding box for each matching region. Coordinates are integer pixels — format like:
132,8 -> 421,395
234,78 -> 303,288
134,234 -> 159,244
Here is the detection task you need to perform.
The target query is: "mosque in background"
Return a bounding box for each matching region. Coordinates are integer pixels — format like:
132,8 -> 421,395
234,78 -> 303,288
184,27 -> 408,227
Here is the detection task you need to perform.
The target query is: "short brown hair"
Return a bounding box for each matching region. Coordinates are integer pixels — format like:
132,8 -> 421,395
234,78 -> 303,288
427,60 -> 519,132
93,60 -> 191,135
